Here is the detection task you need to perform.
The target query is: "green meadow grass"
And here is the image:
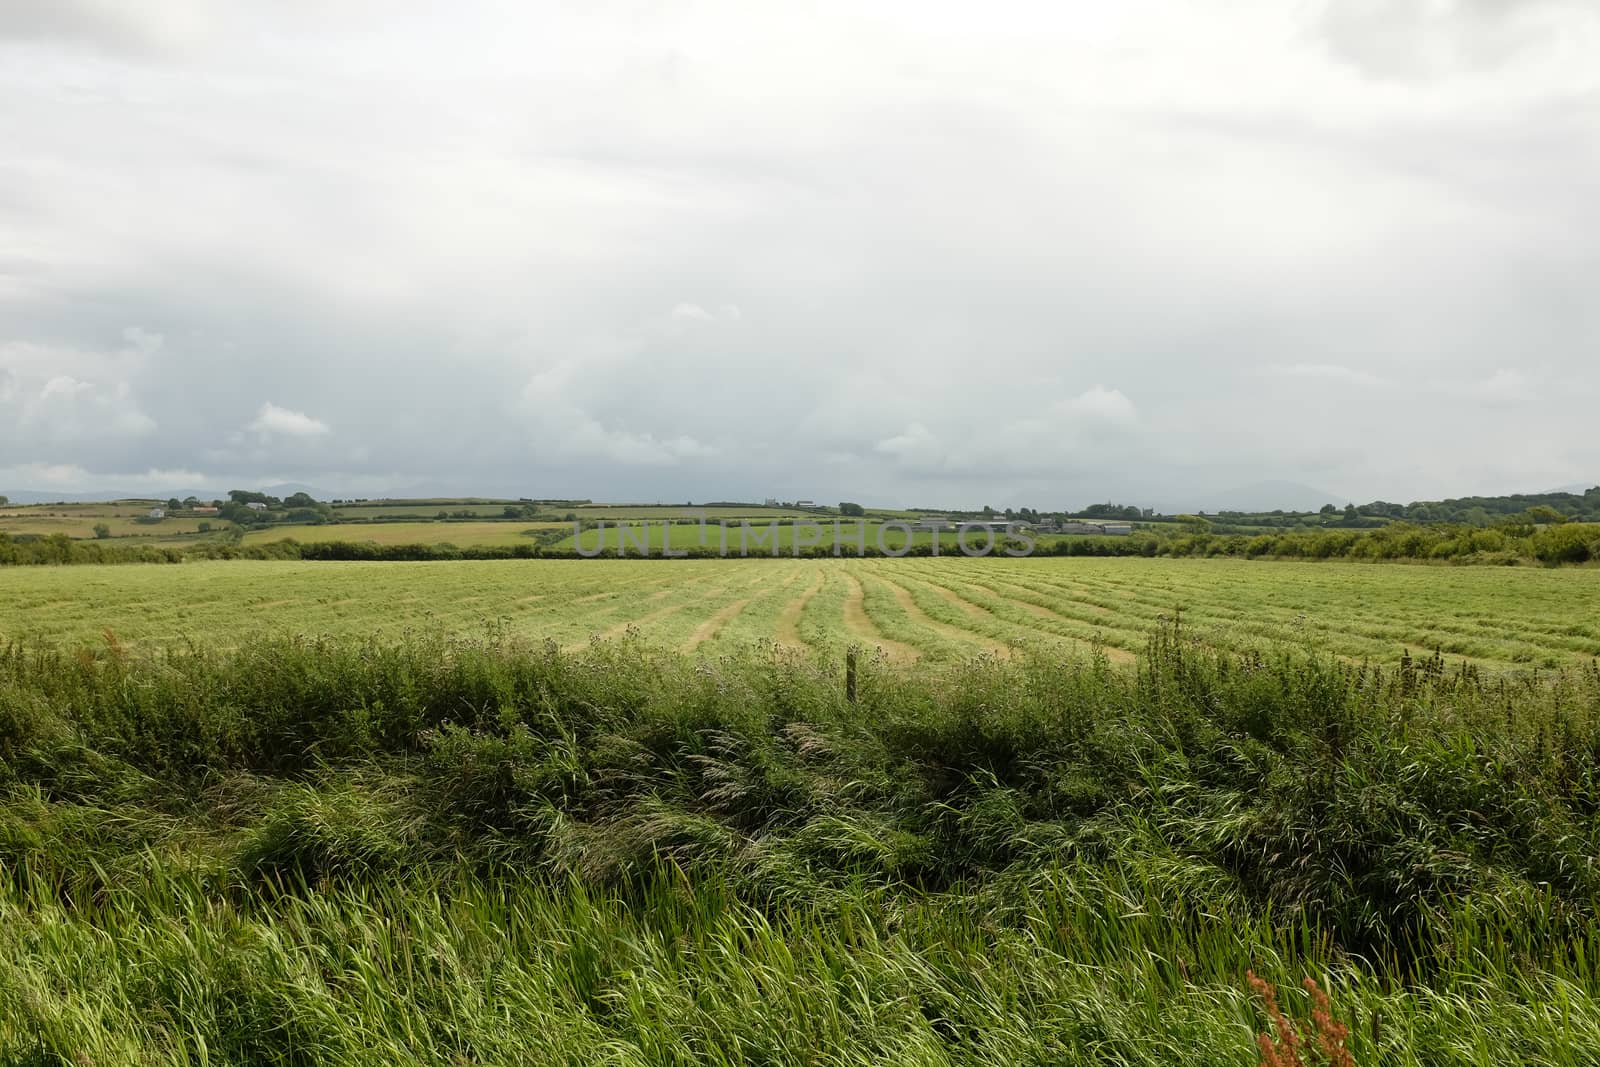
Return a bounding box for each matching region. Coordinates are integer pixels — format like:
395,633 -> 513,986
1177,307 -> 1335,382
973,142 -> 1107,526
2,628 -> 1599,1063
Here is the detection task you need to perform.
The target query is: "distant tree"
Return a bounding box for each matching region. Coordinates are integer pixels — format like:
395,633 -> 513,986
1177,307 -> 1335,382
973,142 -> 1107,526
183,496 -> 199,507
219,501 -> 268,525
1079,502 -> 1142,520
1525,505 -> 1568,526
1320,504 -> 1337,515
198,522 -> 212,533
1343,504 -> 1358,522
838,502 -> 865,517
283,492 -> 318,509
166,498 -> 182,511
503,505 -> 522,518
0,496 -> 7,507
981,505 -> 996,518
93,523 -> 111,539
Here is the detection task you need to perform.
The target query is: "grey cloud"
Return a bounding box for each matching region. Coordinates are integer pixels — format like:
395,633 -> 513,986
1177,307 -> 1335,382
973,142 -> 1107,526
1311,0 -> 1600,81
0,0 -> 217,55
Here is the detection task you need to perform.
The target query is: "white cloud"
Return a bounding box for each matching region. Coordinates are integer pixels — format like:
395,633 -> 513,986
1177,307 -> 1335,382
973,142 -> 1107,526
670,303 -> 717,323
520,363 -> 716,468
666,303 -> 743,331
1463,368 -> 1535,405
1062,385 -> 1138,423
39,375 -> 93,400
0,462 -> 92,488
1,361 -> 157,446
0,463 -> 209,491
249,402 -> 330,438
121,326 -> 164,356
875,422 -> 940,462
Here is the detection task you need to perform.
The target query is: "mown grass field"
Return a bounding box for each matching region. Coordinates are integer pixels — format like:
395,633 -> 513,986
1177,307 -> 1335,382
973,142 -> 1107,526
558,521 -> 980,554
242,520 -> 569,547
3,556 -> 1597,670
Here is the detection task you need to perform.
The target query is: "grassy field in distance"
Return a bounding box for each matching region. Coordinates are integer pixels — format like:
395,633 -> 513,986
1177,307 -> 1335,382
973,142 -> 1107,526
238,517 -> 1020,552
558,520 -> 978,553
3,556 -> 1597,670
241,520 -> 567,547
569,504 -> 824,519
332,503 -> 522,519
0,502 -> 212,539
331,503 -> 828,520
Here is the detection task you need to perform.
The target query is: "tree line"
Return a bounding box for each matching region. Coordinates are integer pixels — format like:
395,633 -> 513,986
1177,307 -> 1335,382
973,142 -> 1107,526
5,520 -> 1599,567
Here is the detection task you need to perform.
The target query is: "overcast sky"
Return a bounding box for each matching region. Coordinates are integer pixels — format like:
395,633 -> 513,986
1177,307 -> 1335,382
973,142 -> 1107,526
2,1 -> 1596,510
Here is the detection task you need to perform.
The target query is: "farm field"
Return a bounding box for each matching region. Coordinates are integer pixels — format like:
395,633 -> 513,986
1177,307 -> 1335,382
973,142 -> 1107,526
241,520 -> 567,547
3,556 -> 1597,670
330,503 -> 822,519
0,501 -> 212,539
332,503 -> 532,519
0,514 -> 211,538
558,521 -> 987,554
569,504 -> 823,519
241,518 -> 1020,552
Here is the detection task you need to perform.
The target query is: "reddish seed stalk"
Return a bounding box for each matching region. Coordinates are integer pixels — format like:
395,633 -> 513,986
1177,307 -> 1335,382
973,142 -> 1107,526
1248,971 -> 1355,1067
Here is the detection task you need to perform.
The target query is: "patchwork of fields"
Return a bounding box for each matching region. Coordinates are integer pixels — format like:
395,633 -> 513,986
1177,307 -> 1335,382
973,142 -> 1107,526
242,519 -> 986,551
3,556 -> 1597,669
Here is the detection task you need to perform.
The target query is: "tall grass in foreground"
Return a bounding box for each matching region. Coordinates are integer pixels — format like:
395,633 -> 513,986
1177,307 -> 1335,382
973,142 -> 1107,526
2,625 -> 1599,1063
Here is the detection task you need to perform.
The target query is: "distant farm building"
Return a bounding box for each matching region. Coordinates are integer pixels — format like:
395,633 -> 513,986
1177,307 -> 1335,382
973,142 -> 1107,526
147,507 -> 165,520
193,506 -> 219,515
246,502 -> 268,511
1042,520 -> 1133,536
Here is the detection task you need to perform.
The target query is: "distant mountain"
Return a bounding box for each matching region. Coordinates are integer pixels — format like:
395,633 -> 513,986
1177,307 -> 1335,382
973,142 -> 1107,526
0,489 -> 210,505
260,483 -> 335,500
1,482 -> 338,505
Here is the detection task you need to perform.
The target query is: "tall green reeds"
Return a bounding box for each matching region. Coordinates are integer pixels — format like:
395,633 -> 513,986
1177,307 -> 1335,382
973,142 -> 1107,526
2,626 -> 1598,1063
